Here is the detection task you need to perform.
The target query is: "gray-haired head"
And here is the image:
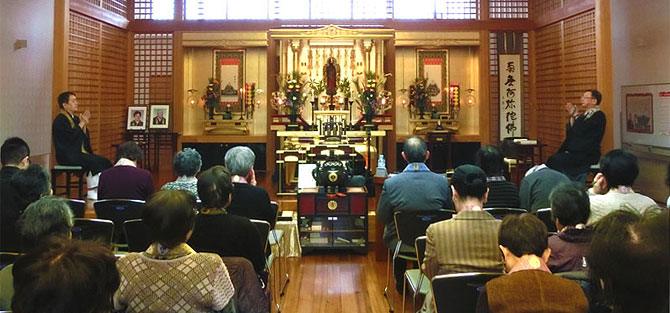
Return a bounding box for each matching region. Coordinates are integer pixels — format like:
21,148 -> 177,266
17,196 -> 74,250
173,148 -> 202,177
225,146 -> 255,176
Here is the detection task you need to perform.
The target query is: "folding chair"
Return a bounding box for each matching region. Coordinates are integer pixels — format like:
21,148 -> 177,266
431,272 -> 502,313
67,199 -> 86,218
123,219 -> 151,252
93,199 -> 145,248
402,236 -> 430,313
71,218 -> 114,246
483,208 -> 527,220
385,209 -> 454,312
534,208 -> 557,233
269,201 -> 289,296
251,219 -> 280,313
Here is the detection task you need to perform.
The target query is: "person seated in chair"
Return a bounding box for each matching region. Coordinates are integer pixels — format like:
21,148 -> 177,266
547,183 -> 593,273
0,196 -> 75,310
421,165 -> 504,313
476,213 -> 588,313
189,166 -> 266,278
586,149 -> 656,225
376,136 -> 454,293
114,190 -> 235,313
519,163 -> 570,213
224,146 -> 275,227
98,141 -> 154,200
475,145 -> 520,208
161,148 -> 202,200
587,209 -> 668,313
0,137 -> 31,252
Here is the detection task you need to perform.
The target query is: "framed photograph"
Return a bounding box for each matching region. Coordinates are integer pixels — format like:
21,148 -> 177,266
149,105 -> 169,129
127,106 -> 147,130
214,49 -> 245,113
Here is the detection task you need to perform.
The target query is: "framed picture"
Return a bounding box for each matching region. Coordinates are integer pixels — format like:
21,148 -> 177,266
214,50 -> 245,113
417,49 -> 449,113
149,105 -> 169,129
127,106 -> 147,130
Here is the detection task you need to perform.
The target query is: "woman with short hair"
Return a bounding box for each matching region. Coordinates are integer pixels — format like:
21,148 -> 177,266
161,148 -> 202,200
98,141 -> 154,200
114,190 -> 235,313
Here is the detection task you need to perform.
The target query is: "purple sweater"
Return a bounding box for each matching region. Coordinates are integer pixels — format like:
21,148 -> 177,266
98,165 -> 154,200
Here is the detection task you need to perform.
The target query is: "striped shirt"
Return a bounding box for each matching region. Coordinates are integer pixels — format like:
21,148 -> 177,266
422,210 -> 505,279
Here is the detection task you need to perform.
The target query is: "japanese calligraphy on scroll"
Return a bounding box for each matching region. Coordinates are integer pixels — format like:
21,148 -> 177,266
499,54 -> 522,137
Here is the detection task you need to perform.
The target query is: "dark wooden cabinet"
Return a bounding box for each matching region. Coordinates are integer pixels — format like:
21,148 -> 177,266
297,187 -> 368,253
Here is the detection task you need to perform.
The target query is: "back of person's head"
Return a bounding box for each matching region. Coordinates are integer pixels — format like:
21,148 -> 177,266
12,164 -> 51,210
115,141 -> 143,163
173,148 -> 202,177
498,213 -> 548,258
11,237 -> 120,313
475,145 -> 506,176
143,190 -> 197,249
599,149 -> 639,188
549,183 -> 590,226
197,165 -> 234,209
17,196 -> 74,251
450,164 -> 488,200
588,210 -> 669,313
402,136 -> 428,163
590,89 -> 602,106
57,91 -> 75,109
1,137 -> 30,166
225,146 -> 255,177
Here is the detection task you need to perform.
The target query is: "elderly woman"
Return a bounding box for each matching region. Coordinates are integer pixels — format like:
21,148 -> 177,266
98,141 -> 153,200
224,146 -> 275,227
114,190 -> 235,313
161,148 -> 202,200
189,165 -> 266,276
0,196 -> 74,310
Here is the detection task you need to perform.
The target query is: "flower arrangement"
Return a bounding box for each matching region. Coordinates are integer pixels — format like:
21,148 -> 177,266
272,71 -> 310,116
202,78 -> 220,119
409,77 -> 429,119
353,71 -> 392,119
310,79 -> 326,99
338,78 -> 352,99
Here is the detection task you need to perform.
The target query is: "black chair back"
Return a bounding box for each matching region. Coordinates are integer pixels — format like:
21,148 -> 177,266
270,201 -> 279,228
72,218 -> 114,246
123,219 -> 151,252
415,236 -> 427,268
0,252 -> 20,269
394,210 -> 454,248
534,208 -> 557,233
67,199 -> 86,218
94,199 -> 145,244
431,272 -> 502,313
483,208 -> 527,220
250,219 -> 271,254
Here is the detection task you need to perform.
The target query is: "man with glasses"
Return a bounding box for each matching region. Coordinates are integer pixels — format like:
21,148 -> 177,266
547,90 -> 606,184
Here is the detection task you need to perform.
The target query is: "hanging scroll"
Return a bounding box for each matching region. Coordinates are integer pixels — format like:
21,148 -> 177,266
499,54 -> 522,138
214,50 -> 245,112
418,49 -> 449,113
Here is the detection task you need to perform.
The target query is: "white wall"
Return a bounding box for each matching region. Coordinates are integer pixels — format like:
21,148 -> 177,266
0,0 -> 54,164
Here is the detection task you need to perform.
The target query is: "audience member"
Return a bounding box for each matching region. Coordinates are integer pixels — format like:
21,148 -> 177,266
587,149 -> 656,224
421,164 -> 504,313
519,163 -> 571,212
587,210 -> 669,313
161,148 -> 202,200
0,137 -> 31,252
224,146 -> 276,227
98,141 -> 154,200
189,166 -> 266,276
547,89 -> 606,183
114,190 -> 235,312
52,91 -> 112,199
377,136 -> 454,292
475,145 -> 520,208
547,183 -> 593,273
1,164 -> 52,252
11,237 -> 118,313
0,196 -> 75,310
476,214 -> 588,313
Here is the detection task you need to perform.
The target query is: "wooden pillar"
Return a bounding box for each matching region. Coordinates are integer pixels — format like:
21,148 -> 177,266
528,30 -> 537,140
478,30 -> 490,145
266,37 -> 278,177
385,38 -> 397,172
595,0 -> 614,152
173,31 -> 184,149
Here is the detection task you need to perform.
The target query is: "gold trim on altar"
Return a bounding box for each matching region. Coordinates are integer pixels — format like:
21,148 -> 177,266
268,25 -> 394,39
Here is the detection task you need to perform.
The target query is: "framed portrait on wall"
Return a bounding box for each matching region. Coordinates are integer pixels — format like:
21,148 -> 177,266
214,50 -> 245,113
127,106 -> 147,130
149,105 -> 169,129
417,49 -> 449,113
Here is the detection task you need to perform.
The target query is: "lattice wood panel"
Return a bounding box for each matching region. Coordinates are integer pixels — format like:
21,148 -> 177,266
533,10 -> 596,160
531,0 -> 562,17
68,11 -> 129,160
133,33 -> 173,111
490,0 -> 529,18
102,0 -> 128,16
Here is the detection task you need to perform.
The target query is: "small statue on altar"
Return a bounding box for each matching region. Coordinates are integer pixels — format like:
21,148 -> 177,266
324,57 -> 340,96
